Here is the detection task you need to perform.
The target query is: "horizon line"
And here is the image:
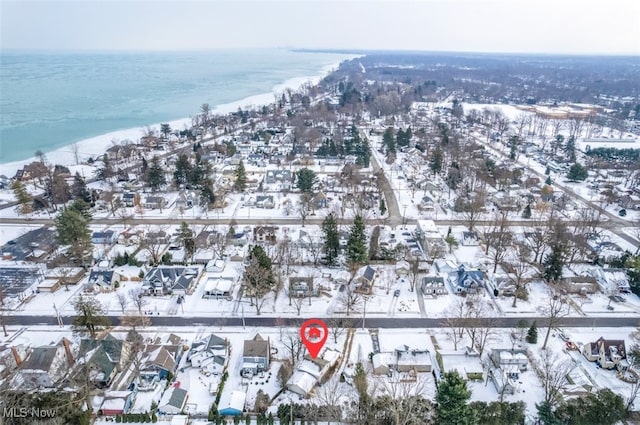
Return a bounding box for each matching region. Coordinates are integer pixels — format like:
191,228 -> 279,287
1,46 -> 639,57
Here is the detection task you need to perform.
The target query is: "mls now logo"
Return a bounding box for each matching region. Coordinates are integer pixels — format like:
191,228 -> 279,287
2,407 -> 56,419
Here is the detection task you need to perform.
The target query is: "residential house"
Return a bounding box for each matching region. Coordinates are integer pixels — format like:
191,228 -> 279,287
227,230 -> 248,246
12,339 -> 74,389
159,386 -> 189,415
371,352 -> 396,376
139,344 -> 180,383
489,349 -> 528,373
79,335 -> 130,388
461,231 -> 480,246
450,265 -> 485,295
1,227 -> 57,262
421,276 -> 447,296
0,175 -> 10,189
203,276 -> 235,298
0,265 -> 44,308
91,230 -> 117,245
253,226 -> 277,244
395,346 -> 432,373
589,267 -> 631,294
86,269 -> 120,293
241,334 -> 270,376
561,275 -> 598,295
582,337 -> 628,370
355,266 -> 376,294
289,276 -> 315,297
264,169 -> 292,185
217,390 -> 246,416
145,230 -> 170,245
122,193 -> 136,207
256,195 -> 275,209
99,391 -> 135,416
142,266 -> 200,295
395,260 -> 410,277
488,276 -> 516,297
312,192 -> 328,209
187,334 -> 229,370
286,348 -> 341,397
371,345 -> 432,376
416,219 -> 447,259
144,196 -> 167,210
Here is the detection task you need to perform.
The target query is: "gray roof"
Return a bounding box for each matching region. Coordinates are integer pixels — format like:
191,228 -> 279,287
0,266 -> 42,296
167,387 -> 188,408
1,227 -> 56,261
21,346 -> 59,371
244,335 -> 269,358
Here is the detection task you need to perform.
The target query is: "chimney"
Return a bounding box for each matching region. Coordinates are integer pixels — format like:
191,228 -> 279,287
11,346 -> 22,367
62,338 -> 75,366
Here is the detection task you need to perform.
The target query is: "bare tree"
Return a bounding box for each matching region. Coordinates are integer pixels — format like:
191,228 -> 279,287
128,287 -> 148,315
339,283 -> 362,316
142,225 -> 168,266
297,193 -> 313,227
126,328 -> 146,382
502,242 -> 533,308
537,348 -> 573,406
313,374 -> 348,423
279,327 -> 304,366
328,317 -> 353,344
378,374 -> 430,425
407,258 -> 422,293
541,291 -> 570,350
115,292 -> 128,314
483,211 -> 514,273
442,298 -> 469,351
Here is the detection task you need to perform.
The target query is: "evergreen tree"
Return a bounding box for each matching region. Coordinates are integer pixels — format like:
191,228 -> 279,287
173,154 -> 192,186
567,163 -> 588,181
12,180 -> 33,216
322,213 -> 340,266
346,215 -> 368,266
429,148 -> 443,175
234,160 -> 247,192
536,401 -> 561,425
146,156 -> 166,192
545,176 -> 553,185
522,203 -> 532,219
296,168 -> 317,193
160,123 -> 172,139
435,371 -> 472,425
56,206 -> 93,267
543,243 -> 566,283
379,198 -> 386,215
71,172 -> 92,203
526,321 -> 538,343
383,127 -> 396,155
68,198 -> 93,220
565,136 -> 576,162
177,221 -> 195,262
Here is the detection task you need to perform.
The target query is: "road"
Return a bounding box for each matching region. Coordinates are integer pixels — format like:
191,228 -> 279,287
6,313 -> 639,329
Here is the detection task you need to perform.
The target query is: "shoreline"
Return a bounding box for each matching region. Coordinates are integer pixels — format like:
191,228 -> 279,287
0,59 -> 354,178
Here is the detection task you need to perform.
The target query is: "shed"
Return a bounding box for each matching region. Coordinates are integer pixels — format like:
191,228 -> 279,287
218,390 -> 246,416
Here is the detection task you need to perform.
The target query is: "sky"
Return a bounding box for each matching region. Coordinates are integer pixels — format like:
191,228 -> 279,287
1,0 -> 639,55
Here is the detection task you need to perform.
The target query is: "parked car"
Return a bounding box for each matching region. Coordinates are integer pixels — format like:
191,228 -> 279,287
394,289 -> 401,297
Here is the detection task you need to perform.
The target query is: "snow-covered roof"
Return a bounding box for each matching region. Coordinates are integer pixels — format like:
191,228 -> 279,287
218,390 -> 246,413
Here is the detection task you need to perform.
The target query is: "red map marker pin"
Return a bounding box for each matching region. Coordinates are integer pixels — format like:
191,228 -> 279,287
300,318 -> 328,359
